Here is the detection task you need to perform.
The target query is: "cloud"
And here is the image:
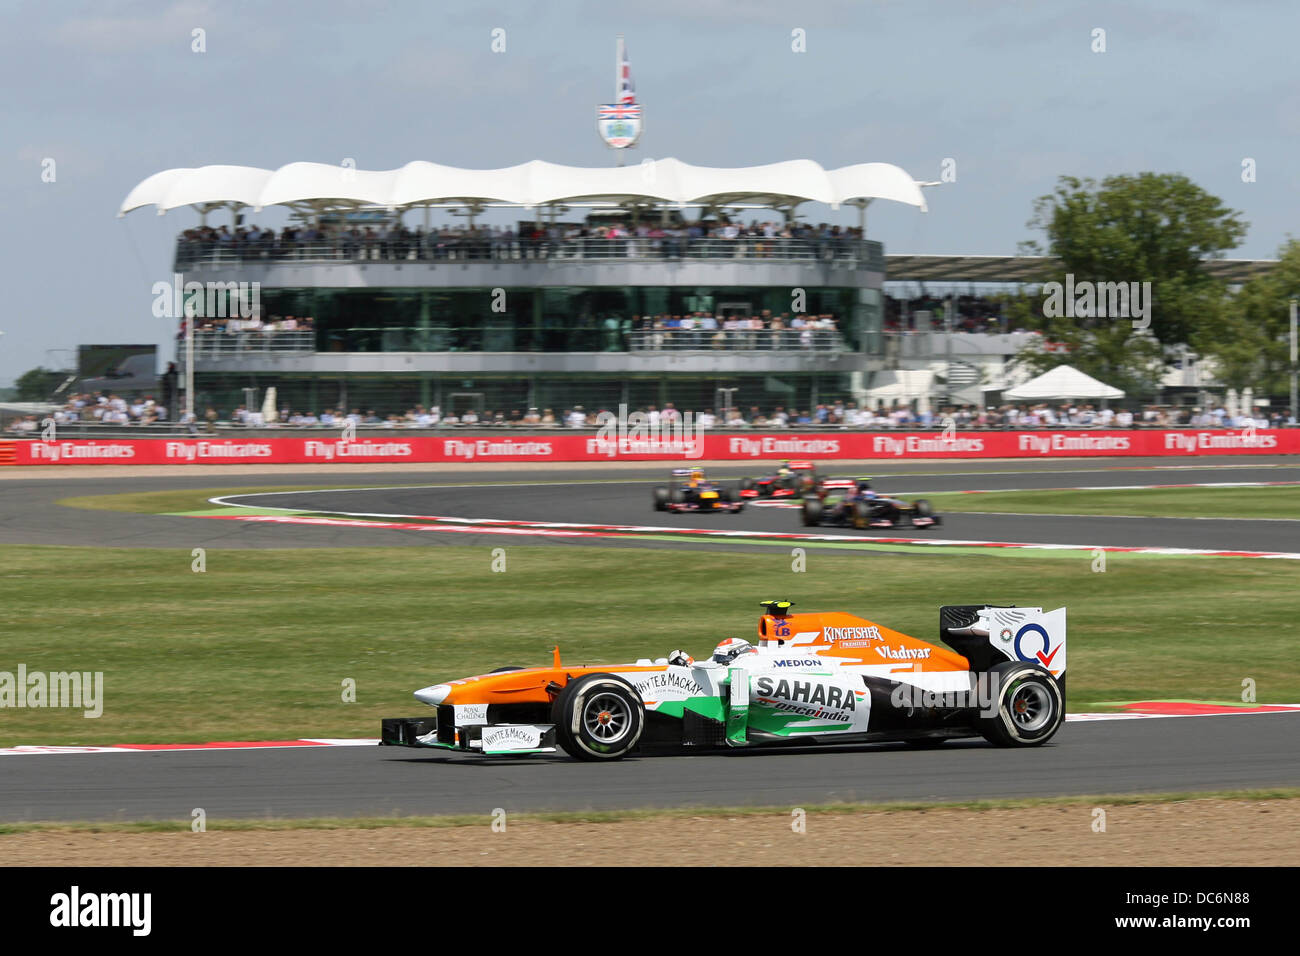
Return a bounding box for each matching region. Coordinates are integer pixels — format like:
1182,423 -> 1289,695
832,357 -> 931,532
55,1 -> 214,54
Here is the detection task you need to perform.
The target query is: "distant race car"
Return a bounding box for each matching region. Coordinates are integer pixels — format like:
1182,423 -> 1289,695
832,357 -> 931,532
738,460 -> 820,498
380,599 -> 1068,760
802,478 -> 940,529
652,468 -> 745,513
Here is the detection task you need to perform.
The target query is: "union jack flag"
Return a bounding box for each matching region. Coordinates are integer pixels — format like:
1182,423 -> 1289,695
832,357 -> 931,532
599,103 -> 641,120
618,40 -> 636,104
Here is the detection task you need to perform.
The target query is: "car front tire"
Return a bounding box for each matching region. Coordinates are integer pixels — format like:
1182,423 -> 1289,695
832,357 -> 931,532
552,674 -> 646,761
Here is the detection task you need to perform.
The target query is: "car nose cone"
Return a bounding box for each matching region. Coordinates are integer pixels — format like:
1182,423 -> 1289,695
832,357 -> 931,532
414,683 -> 451,705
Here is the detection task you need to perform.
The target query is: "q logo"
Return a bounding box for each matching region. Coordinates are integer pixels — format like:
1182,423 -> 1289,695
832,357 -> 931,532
1014,623 -> 1059,669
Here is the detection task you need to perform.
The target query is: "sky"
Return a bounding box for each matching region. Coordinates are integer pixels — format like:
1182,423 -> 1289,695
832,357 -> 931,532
2,0 -> 1297,385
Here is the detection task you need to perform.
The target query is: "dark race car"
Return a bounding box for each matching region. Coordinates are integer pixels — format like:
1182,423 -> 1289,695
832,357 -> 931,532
738,460 -> 820,499
653,468 -> 745,513
802,477 -> 940,529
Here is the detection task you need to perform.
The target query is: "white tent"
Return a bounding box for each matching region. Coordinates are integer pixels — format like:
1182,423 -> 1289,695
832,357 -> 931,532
1004,365 -> 1124,402
867,369 -> 934,413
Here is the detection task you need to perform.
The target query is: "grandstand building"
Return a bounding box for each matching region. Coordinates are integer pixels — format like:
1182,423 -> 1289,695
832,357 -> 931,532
120,163 -> 1281,421
119,159 -> 932,418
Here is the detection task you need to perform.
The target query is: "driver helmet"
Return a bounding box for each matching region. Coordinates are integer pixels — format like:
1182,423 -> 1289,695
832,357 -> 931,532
711,637 -> 757,665
689,468 -> 705,485
856,478 -> 873,493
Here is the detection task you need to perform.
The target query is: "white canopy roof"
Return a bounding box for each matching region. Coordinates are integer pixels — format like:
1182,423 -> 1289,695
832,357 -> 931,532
1003,365 -> 1125,401
118,158 -> 930,215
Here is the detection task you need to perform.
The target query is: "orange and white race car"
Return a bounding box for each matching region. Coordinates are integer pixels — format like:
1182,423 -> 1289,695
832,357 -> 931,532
381,601 -> 1067,761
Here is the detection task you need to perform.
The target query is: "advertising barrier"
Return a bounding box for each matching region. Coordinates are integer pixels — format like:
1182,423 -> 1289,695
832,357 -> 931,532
1,429 -> 1297,465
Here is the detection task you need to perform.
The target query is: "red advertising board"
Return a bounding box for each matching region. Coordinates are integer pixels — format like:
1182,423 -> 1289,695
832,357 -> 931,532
0,429 -> 1296,465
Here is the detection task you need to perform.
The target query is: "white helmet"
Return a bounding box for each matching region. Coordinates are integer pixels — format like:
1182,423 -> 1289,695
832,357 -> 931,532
712,638 -> 757,665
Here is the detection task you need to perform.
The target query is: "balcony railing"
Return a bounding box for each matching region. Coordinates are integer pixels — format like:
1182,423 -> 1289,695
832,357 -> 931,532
626,329 -> 846,352
186,326 -> 848,356
187,330 -> 315,354
174,236 -> 884,271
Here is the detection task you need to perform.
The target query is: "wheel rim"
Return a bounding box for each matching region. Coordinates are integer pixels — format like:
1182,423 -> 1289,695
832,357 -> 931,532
1008,681 -> 1052,733
583,693 -> 631,743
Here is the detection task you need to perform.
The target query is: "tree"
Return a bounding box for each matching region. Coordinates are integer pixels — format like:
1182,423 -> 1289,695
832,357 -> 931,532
1194,238 -> 1300,396
1023,172 -> 1245,346
14,367 -> 65,402
1013,173 -> 1246,399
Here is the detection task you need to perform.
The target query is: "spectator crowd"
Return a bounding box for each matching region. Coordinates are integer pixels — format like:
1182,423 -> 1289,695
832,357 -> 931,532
5,391 -> 173,433
629,311 -> 841,350
175,219 -> 871,265
6,394 -> 1289,435
884,294 -> 1016,334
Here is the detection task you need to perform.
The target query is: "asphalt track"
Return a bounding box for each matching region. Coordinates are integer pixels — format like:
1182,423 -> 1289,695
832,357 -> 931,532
2,715 -> 1298,821
3,456 -> 1300,554
2,455 -> 1299,820
223,465 -> 1300,553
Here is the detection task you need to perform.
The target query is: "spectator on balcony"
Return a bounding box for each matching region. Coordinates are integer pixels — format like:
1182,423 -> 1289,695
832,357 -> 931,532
767,316 -> 785,350
679,313 -> 697,348
662,315 -> 680,348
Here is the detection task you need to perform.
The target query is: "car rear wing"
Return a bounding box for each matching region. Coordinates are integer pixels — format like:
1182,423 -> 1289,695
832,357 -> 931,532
939,605 -> 1067,683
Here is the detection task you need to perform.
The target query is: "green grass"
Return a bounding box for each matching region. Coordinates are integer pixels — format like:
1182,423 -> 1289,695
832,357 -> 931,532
2,543 -> 1299,746
3,788 -> 1297,834
58,485 -> 362,515
926,485 -> 1300,519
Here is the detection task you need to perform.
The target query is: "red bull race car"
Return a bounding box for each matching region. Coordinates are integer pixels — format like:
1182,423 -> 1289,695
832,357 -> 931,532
802,478 -> 940,529
380,600 -> 1067,760
738,460 -> 820,498
653,468 -> 745,513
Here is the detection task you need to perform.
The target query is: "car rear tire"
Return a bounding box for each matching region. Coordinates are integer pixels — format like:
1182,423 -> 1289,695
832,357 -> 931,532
552,674 -> 646,761
852,499 -> 873,529
976,661 -> 1064,747
801,498 -> 823,527
739,477 -> 755,493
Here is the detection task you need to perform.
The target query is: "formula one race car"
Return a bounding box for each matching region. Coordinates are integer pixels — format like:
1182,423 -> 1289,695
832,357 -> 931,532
380,599 -> 1067,760
652,468 -> 744,513
738,460 -> 820,498
802,478 -> 940,529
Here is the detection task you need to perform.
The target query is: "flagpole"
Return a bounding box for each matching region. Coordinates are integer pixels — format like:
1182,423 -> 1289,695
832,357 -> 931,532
614,35 -> 624,167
